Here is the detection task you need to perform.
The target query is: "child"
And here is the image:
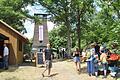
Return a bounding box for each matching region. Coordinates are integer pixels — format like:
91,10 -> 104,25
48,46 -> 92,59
100,50 -> 108,78
93,55 -> 99,77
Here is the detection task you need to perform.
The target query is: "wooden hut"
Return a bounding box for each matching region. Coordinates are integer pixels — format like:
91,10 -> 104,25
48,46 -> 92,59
0,20 -> 28,65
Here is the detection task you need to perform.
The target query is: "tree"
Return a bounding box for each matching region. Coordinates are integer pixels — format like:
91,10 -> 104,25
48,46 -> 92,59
39,0 -> 72,54
80,0 -> 120,51
24,38 -> 32,54
0,0 -> 33,32
49,25 -> 67,48
39,0 -> 120,54
70,0 -> 95,50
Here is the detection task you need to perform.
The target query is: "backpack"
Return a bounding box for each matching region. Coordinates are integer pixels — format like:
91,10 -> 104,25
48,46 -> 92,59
109,53 -> 119,61
86,52 -> 91,59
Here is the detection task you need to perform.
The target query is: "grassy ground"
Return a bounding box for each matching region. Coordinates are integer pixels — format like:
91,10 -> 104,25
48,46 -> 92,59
0,59 -> 119,80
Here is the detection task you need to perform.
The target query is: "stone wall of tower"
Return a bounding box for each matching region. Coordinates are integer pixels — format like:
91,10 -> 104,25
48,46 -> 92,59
32,14 -> 49,52
32,22 -> 40,48
42,15 -> 49,47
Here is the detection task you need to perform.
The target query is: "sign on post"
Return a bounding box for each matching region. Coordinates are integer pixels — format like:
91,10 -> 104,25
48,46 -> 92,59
36,52 -> 44,66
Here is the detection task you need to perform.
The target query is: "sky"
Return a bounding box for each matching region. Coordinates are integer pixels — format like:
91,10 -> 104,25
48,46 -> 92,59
23,4 -> 55,39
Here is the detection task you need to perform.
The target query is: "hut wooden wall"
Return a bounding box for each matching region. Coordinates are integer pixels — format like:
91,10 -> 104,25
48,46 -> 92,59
0,23 -> 24,65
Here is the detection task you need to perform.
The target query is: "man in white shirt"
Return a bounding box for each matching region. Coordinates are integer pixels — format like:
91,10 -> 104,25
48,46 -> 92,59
3,44 -> 9,70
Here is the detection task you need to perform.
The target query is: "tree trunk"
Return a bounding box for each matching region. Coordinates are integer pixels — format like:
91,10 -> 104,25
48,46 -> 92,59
67,28 -> 71,54
77,9 -> 81,51
65,20 -> 71,54
64,0 -> 71,54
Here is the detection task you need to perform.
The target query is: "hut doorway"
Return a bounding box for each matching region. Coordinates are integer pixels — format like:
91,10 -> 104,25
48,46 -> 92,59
0,33 -> 9,68
0,41 -> 4,62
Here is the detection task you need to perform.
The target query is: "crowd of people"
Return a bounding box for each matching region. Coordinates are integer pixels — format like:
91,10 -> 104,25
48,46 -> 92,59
77,42 -> 120,78
41,43 -> 120,78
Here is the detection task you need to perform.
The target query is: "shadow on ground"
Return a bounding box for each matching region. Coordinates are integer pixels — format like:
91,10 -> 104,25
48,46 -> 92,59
52,59 -> 71,63
51,73 -> 59,77
0,65 -> 18,72
40,73 -> 59,80
19,61 -> 35,66
0,61 -> 35,73
80,66 -> 87,74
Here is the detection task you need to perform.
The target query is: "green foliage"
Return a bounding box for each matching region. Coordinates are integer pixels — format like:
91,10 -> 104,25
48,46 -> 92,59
0,0 -> 33,32
0,0 -> 35,54
39,0 -> 72,54
49,25 -> 67,48
40,0 -> 120,54
24,38 -> 32,54
80,0 -> 120,52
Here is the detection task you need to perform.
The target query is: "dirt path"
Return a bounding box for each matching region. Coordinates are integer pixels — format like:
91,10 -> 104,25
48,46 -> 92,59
0,60 -> 119,80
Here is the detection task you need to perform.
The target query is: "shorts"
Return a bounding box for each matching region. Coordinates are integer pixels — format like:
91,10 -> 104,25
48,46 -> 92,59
45,60 -> 52,69
94,64 -> 98,72
73,57 -> 80,62
102,63 -> 108,70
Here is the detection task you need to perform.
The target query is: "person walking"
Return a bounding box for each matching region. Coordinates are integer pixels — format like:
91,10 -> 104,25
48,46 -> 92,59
42,43 -> 53,77
73,48 -> 81,73
3,43 -> 9,70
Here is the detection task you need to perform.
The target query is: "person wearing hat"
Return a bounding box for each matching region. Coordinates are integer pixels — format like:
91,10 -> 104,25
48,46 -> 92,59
86,43 -> 96,76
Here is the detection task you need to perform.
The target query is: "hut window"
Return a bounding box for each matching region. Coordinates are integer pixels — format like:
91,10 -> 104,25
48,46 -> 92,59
19,40 -> 22,51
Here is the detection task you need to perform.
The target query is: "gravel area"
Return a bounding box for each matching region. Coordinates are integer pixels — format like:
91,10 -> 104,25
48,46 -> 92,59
0,60 -> 119,80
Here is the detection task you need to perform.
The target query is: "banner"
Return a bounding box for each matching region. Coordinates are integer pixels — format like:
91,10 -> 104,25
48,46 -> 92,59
39,25 -> 43,41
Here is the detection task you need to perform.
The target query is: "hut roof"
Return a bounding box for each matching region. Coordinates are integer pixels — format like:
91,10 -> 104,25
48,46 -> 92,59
0,20 -> 28,42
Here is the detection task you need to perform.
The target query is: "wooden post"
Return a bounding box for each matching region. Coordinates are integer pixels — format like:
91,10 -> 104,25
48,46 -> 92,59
34,52 -> 37,67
